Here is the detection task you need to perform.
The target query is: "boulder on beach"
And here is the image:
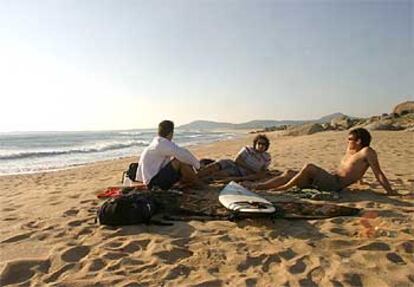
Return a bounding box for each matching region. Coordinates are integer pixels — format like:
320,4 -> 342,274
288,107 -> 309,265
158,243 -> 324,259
284,123 -> 325,136
364,120 -> 404,131
330,115 -> 353,130
393,101 -> 414,116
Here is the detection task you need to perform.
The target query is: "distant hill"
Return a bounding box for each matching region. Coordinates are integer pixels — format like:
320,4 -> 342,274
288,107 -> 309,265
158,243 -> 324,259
177,120 -> 237,130
311,112 -> 349,124
178,113 -> 352,130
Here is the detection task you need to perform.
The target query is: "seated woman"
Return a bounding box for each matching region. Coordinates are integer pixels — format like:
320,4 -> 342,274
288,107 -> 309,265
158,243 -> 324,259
197,134 -> 272,182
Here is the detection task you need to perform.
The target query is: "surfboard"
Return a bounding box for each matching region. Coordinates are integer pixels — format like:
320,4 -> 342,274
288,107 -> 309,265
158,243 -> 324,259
219,181 -> 276,213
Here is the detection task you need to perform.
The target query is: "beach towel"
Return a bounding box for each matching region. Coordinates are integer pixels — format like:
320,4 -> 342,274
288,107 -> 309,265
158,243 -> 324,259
271,201 -> 360,219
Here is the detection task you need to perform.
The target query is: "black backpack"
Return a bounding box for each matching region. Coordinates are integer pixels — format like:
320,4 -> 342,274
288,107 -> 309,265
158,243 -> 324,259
97,193 -> 156,226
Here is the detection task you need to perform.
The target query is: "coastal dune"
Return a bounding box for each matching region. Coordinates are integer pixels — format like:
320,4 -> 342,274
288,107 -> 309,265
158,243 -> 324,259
1,131 -> 413,286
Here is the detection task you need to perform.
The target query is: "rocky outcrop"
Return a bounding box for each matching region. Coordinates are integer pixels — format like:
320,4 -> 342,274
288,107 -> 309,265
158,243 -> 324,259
283,123 -> 325,136
364,120 -> 404,131
330,115 -> 353,130
393,101 -> 414,115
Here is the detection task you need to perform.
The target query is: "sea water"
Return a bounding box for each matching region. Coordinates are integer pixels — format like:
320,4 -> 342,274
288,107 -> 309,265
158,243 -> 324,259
0,129 -> 240,175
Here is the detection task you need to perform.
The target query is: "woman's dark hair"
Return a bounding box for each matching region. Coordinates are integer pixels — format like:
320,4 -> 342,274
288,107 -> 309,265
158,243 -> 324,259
253,134 -> 270,151
349,128 -> 371,147
158,120 -> 174,137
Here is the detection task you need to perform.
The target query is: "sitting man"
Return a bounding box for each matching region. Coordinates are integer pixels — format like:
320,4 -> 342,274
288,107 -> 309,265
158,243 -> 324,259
135,120 -> 200,190
198,134 -> 272,181
248,128 -> 398,195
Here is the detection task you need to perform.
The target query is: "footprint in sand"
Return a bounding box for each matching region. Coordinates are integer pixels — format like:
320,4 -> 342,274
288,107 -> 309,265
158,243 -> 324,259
63,208 -> 79,217
330,227 -> 351,236
386,252 -> 406,265
122,282 -> 143,287
208,267 -> 219,274
0,259 -> 50,286
164,264 -> 193,280
49,201 -> 63,206
289,259 -> 307,274
80,199 -> 95,204
330,280 -> 344,287
2,207 -> 16,212
54,231 -> 67,238
44,263 -> 76,283
217,234 -> 232,242
103,251 -> 128,260
299,278 -> 318,287
78,227 -> 93,236
400,241 -> 413,253
344,273 -> 363,287
23,221 -> 44,229
278,248 -> 297,260
171,238 -> 190,247
190,279 -> 223,287
3,216 -> 18,221
237,254 -> 267,272
155,247 -> 193,264
129,263 -> 157,275
85,258 -> 106,272
68,219 -> 86,227
119,257 -> 144,266
30,233 -> 50,241
49,190 -> 61,195
245,278 -> 258,286
330,218 -> 345,224
120,240 -> 146,253
262,254 -> 281,272
1,232 -> 34,243
61,245 -> 90,262
358,242 -> 390,251
106,240 -> 124,249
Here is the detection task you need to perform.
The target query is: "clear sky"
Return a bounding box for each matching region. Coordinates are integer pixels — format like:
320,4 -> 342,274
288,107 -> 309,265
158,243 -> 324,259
0,0 -> 412,131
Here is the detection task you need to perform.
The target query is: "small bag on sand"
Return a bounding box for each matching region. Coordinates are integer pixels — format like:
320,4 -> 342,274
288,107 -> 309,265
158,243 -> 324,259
121,162 -> 139,185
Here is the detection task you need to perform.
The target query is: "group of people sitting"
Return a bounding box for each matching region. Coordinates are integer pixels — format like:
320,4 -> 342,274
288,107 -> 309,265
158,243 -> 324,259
134,120 -> 398,196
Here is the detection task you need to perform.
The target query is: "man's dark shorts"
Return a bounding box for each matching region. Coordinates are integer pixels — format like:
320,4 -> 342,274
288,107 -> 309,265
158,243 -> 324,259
299,165 -> 342,192
218,159 -> 248,177
148,161 -> 181,190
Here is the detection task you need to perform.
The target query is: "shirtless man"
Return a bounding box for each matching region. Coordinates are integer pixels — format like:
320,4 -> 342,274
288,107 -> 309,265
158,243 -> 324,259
250,128 -> 398,195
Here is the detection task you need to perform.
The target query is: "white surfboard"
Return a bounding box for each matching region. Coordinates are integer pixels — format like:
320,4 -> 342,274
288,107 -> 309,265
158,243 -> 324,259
219,181 -> 275,213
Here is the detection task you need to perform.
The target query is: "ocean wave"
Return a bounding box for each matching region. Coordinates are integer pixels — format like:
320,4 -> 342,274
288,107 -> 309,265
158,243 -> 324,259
118,131 -> 144,136
0,140 -> 149,160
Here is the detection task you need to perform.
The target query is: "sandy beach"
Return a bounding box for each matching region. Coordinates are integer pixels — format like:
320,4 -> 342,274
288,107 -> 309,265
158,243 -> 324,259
1,130 -> 413,286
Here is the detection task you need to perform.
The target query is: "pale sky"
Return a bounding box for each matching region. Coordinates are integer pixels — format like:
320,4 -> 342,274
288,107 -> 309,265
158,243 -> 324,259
0,0 -> 413,131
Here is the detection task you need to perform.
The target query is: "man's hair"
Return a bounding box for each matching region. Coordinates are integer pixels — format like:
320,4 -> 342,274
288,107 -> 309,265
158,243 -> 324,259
158,120 -> 174,138
253,134 -> 270,151
349,128 -> 371,147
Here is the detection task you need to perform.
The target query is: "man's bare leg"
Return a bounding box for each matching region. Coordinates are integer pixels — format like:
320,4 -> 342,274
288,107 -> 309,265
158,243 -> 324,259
197,162 -> 221,178
171,159 -> 204,188
254,170 -> 298,190
271,164 -> 320,191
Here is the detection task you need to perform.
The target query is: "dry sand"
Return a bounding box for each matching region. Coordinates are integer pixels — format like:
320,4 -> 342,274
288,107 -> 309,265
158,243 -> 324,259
1,131 -> 413,286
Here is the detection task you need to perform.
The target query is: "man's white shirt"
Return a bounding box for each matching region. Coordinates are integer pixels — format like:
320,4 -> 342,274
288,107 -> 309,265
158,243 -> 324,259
135,136 -> 200,184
